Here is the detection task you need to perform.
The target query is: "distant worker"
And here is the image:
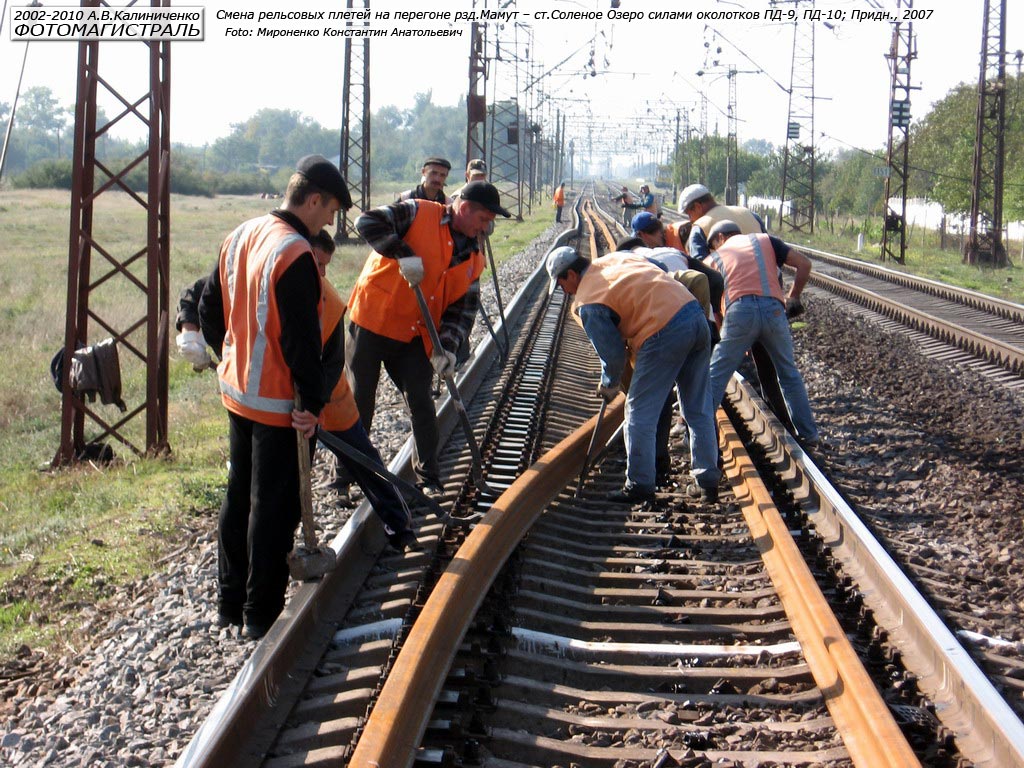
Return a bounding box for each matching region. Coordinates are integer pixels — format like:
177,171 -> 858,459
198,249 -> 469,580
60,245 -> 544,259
553,181 -> 566,223
704,220 -> 818,447
546,246 -> 721,504
448,158 -> 488,204
611,185 -> 633,226
623,184 -> 657,218
398,156 -> 451,204
198,155 -> 352,640
677,183 -> 765,260
311,229 -> 421,553
347,181 -> 511,496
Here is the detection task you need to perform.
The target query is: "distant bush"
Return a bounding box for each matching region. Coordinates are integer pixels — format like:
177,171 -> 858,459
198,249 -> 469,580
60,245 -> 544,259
12,159 -> 74,189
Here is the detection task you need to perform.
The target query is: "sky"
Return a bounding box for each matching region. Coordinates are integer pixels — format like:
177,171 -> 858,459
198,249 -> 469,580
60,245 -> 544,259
2,0 -> 1021,174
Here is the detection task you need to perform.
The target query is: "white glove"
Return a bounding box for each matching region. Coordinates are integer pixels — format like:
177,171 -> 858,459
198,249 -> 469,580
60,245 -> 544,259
430,349 -> 456,378
176,330 -> 212,369
397,256 -> 424,288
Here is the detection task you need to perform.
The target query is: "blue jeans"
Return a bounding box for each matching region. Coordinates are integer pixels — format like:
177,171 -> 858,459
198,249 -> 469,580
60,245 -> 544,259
709,295 -> 818,441
625,302 -> 721,492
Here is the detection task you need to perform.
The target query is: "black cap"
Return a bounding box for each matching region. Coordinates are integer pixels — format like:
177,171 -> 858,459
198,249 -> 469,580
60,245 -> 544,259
422,156 -> 452,171
295,155 -> 353,210
459,181 -> 511,218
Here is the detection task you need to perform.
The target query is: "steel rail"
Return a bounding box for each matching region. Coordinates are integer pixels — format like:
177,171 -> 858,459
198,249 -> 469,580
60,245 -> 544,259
810,270 -> 1024,375
718,406 -> 920,768
347,397 -> 626,768
727,376 -> 1024,768
800,245 -> 1024,324
174,215 -> 583,768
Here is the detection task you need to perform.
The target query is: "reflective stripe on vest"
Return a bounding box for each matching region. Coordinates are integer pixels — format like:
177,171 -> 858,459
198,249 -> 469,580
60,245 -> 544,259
217,216 -> 313,425
348,202 -> 484,356
709,233 -> 785,311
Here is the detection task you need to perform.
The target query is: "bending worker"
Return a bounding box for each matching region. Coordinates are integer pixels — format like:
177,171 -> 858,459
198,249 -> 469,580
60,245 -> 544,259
704,220 -> 819,447
198,155 -> 351,640
311,229 -> 420,553
546,246 -> 721,504
346,181 -> 511,496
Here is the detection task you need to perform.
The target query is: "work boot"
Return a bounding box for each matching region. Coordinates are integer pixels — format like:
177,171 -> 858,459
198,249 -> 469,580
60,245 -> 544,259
242,621 -> 270,641
387,529 -> 423,553
685,482 -> 719,504
416,479 -> 445,500
328,479 -> 354,508
608,484 -> 656,506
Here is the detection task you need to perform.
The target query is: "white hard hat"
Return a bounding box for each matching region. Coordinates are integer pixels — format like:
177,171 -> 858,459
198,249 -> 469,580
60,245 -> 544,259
678,183 -> 710,213
546,246 -> 578,280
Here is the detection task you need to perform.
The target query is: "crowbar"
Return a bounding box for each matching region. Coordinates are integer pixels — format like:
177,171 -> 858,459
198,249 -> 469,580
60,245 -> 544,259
288,400 -> 336,580
412,284 -> 499,498
574,398 -> 608,498
315,426 -> 446,518
483,234 -> 510,360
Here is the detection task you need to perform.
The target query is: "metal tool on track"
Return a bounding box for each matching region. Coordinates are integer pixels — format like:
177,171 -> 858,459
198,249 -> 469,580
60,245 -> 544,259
288,402 -> 337,581
412,284 -> 500,498
574,398 -> 607,498
315,426 -> 446,518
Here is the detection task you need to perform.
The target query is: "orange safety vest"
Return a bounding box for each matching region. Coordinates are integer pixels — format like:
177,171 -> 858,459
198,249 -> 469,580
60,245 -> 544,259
694,204 -> 762,238
216,214 -> 320,427
664,222 -> 687,252
348,202 -> 485,357
707,233 -> 785,313
320,281 -> 360,432
572,253 -> 695,353
553,186 -> 565,206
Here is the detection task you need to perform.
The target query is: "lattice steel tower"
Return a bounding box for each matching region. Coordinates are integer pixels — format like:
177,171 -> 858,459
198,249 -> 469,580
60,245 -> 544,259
966,0 -> 1009,266
55,0 -> 171,464
725,69 -> 739,205
880,1 -> 917,265
466,20 -> 487,167
779,6 -> 816,233
336,0 -> 371,242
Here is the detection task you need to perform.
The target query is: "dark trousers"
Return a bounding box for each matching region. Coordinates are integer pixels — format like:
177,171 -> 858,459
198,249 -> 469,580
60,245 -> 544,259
346,322 -> 441,486
555,205 -> 563,223
218,411 -> 300,627
326,420 -> 412,534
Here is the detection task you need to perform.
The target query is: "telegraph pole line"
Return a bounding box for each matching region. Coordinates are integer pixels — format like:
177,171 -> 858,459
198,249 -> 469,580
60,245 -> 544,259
880,0 -> 916,265
965,0 -> 1009,267
779,1 -> 816,234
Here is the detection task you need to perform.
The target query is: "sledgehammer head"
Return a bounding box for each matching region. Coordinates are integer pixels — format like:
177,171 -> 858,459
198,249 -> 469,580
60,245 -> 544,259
287,545 -> 337,581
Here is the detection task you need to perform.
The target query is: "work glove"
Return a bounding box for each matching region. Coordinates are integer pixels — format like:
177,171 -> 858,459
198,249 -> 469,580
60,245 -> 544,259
176,330 -> 212,370
397,256 -> 424,288
430,349 -> 457,378
596,383 -> 620,403
785,296 -> 805,319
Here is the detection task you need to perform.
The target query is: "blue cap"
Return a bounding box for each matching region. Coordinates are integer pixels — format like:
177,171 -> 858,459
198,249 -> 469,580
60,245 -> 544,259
631,211 -> 659,234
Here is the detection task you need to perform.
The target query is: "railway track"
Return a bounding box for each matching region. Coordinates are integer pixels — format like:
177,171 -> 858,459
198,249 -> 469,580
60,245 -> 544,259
175,189 -> 1024,768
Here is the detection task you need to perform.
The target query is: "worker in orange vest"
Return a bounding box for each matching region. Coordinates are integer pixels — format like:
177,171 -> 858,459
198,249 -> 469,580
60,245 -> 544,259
553,182 -> 566,223
199,155 -> 351,640
346,181 -> 511,496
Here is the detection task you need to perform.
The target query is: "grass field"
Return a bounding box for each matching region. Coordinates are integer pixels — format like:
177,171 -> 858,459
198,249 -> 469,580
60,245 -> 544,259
0,185 -> 555,660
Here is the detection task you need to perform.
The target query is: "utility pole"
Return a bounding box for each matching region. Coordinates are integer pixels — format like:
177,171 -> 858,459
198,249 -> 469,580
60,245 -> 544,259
56,0 -> 171,464
779,2 -> 816,233
880,0 -> 916,265
725,68 -> 739,205
466,19 -> 487,169
965,0 -> 1009,266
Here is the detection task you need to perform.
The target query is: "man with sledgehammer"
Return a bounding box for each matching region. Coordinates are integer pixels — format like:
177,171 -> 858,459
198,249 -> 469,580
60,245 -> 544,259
199,155 -> 351,640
